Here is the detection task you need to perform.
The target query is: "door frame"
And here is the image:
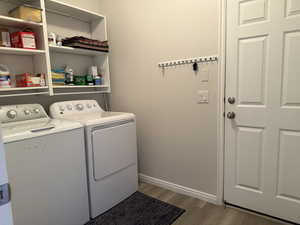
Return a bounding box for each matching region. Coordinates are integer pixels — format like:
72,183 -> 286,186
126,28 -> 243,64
216,0 -> 227,205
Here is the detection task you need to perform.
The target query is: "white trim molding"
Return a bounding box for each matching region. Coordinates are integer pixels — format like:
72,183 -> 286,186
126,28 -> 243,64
216,0 -> 227,205
139,174 -> 218,204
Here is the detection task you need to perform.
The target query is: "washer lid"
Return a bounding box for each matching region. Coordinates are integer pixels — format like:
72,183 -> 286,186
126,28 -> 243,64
59,112 -> 135,126
2,119 -> 83,143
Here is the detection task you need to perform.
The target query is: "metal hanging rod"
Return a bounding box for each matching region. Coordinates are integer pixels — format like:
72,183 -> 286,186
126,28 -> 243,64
158,55 -> 218,68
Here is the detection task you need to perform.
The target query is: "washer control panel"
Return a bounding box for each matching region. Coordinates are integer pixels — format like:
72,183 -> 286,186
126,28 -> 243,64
50,100 -> 104,118
0,104 -> 48,124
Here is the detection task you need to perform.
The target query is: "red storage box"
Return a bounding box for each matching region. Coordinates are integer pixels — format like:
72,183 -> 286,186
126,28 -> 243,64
15,73 -> 40,87
11,31 -> 36,49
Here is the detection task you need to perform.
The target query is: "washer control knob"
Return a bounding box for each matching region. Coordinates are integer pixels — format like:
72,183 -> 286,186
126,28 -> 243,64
24,109 -> 31,115
7,110 -> 17,119
67,105 -> 73,110
33,108 -> 40,114
59,106 -> 65,111
87,104 -> 92,109
76,104 -> 84,111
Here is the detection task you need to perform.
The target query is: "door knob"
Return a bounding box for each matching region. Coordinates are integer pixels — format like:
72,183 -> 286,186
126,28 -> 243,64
228,97 -> 236,104
227,112 -> 236,119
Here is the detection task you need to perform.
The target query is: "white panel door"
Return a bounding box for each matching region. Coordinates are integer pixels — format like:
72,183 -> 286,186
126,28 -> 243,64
225,0 -> 300,223
0,130 -> 13,225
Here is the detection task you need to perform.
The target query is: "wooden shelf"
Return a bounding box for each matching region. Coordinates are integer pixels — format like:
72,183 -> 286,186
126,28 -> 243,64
53,85 -> 109,89
0,15 -> 43,28
45,0 -> 105,22
0,0 -> 38,5
53,91 -> 108,96
0,87 -> 49,92
49,45 -> 108,56
0,86 -> 49,97
53,85 -> 109,96
0,92 -> 49,98
0,47 -> 45,55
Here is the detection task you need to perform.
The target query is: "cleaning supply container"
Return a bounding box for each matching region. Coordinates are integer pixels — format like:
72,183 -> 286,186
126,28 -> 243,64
0,65 -> 11,88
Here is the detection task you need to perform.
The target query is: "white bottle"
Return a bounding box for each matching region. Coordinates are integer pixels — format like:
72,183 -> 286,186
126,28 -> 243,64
64,65 -> 74,85
48,32 -> 56,46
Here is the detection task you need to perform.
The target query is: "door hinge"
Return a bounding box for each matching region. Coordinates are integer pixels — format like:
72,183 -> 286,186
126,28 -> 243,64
0,183 -> 10,206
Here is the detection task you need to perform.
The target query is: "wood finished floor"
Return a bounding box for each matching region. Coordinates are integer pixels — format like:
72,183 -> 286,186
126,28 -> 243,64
139,182 -> 284,225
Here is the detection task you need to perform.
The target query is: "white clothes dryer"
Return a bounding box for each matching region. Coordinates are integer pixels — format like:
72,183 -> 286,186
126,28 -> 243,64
50,100 -> 138,218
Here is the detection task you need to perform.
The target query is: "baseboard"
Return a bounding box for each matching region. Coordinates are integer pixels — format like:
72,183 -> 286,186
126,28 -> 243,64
139,173 -> 217,204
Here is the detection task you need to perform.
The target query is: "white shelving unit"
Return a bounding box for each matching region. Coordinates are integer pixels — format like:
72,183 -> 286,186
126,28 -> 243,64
0,15 -> 43,28
45,0 -> 105,22
0,47 -> 46,55
0,86 -> 49,91
53,85 -> 109,89
0,0 -> 110,97
49,45 -> 108,56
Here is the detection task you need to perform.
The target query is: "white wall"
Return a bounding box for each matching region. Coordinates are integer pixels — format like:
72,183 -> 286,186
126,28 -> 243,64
1,0 -> 221,196
97,0 -> 220,195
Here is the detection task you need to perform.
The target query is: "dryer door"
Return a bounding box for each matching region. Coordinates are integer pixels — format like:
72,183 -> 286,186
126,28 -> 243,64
92,120 -> 137,181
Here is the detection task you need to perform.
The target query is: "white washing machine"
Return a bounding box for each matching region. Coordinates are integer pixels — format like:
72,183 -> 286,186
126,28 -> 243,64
0,104 -> 89,225
50,100 -> 138,218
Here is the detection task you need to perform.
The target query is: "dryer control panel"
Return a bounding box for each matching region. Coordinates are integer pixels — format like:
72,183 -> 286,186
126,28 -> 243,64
0,104 -> 48,124
50,100 -> 104,118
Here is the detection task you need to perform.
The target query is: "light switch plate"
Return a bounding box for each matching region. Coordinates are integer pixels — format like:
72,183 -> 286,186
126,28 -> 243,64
201,69 -> 209,82
197,90 -> 209,104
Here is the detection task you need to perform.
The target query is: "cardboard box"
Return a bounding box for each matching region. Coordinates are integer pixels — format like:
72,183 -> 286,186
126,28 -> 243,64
9,4 -> 42,23
15,73 -> 40,87
11,31 -> 36,49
